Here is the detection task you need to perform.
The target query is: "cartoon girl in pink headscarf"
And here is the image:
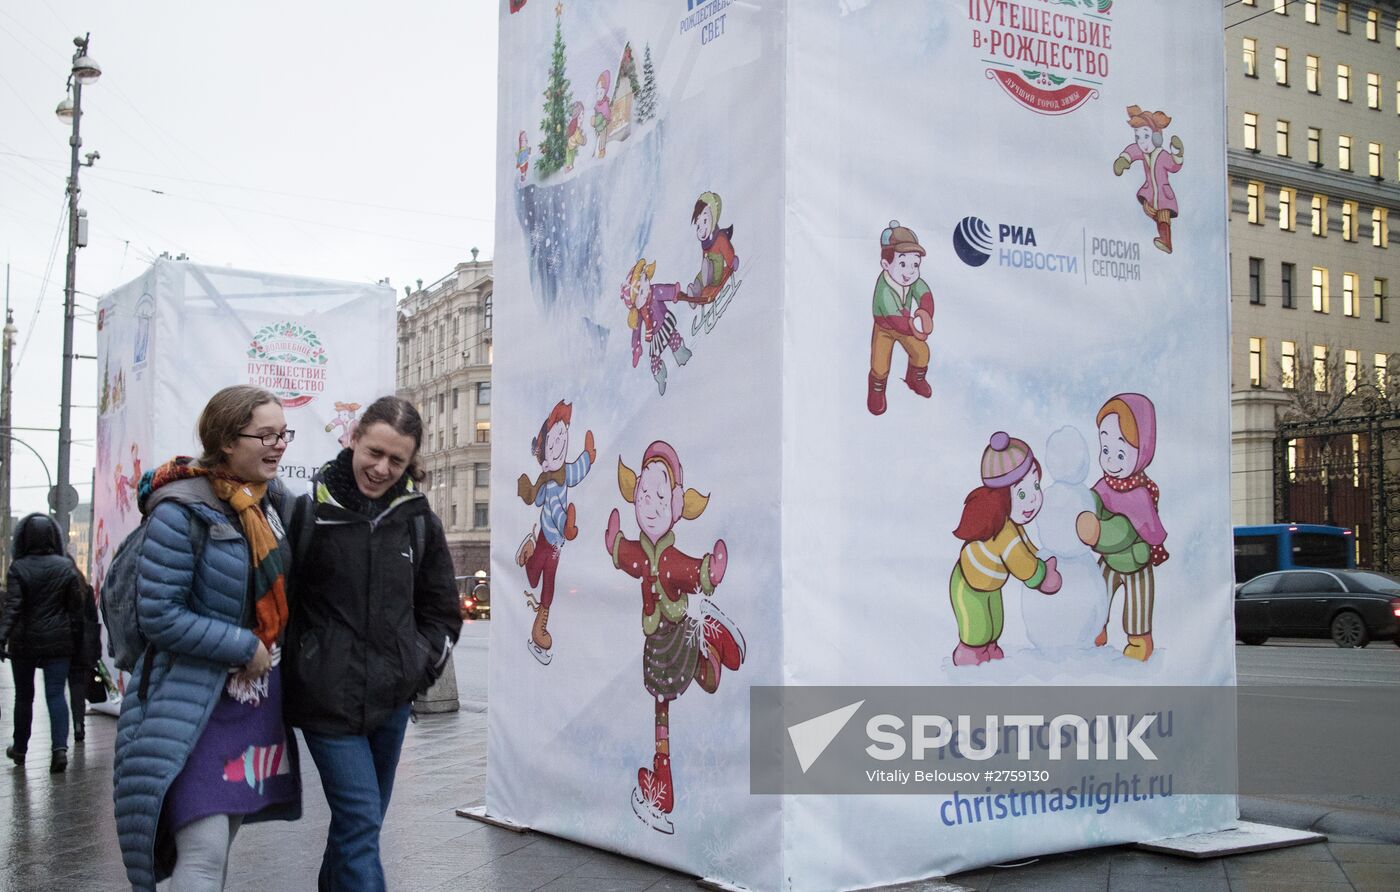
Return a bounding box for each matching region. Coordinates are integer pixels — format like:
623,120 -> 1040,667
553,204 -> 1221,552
592,70 -> 613,158
1076,393 -> 1169,662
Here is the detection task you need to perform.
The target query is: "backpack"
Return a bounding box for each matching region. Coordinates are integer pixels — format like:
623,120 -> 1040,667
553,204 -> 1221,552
287,495 -> 428,581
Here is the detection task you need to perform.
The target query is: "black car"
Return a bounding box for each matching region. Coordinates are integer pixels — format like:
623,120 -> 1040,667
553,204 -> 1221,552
1234,569 -> 1400,647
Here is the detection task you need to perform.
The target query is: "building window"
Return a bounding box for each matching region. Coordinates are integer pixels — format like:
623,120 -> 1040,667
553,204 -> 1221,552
1273,0 -> 1287,13
1368,142 -> 1382,177
1276,119 -> 1291,156
1243,113 -> 1259,150
1368,73 -> 1381,109
1343,272 -> 1359,316
1247,182 -> 1263,223
475,421 -> 491,443
1344,349 -> 1360,391
1243,37 -> 1258,76
1288,440 -> 1298,481
1282,262 -> 1295,308
1338,135 -> 1353,170
473,502 -> 489,529
1376,278 -> 1390,321
452,387 -> 459,409
1311,194 -> 1328,235
1337,1 -> 1349,32
1338,64 -> 1352,101
1307,127 -> 1321,163
1305,0 -> 1318,22
1312,266 -> 1329,312
1278,187 -> 1295,229
1281,341 -> 1298,389
477,382 -> 491,405
1249,337 -> 1265,386
1249,257 -> 1264,304
437,431 -> 444,452
1314,345 -> 1329,391
452,425 -> 459,446
1306,55 -> 1320,93
1377,354 -> 1390,395
1274,46 -> 1289,84
1342,200 -> 1357,240
483,293 -> 493,329
1366,7 -> 1379,40
474,463 -> 489,487
451,503 -> 458,528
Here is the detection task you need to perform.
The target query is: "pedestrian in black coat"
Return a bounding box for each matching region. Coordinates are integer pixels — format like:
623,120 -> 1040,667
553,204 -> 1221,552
66,570 -> 101,743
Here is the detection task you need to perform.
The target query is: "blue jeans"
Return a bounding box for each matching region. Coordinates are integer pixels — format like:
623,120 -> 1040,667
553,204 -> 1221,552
302,705 -> 412,892
10,656 -> 71,752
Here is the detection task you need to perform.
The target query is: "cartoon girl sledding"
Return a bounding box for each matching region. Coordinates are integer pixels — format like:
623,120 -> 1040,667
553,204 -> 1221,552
1112,106 -> 1185,254
516,401 -> 596,664
949,432 -> 1061,666
592,71 -> 613,159
622,259 -> 692,396
1077,393 -> 1169,662
604,441 -> 744,835
684,192 -> 738,305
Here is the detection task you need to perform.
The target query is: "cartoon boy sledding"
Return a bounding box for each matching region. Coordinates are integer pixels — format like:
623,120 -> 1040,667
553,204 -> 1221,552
684,191 -> 738,305
1077,393 -> 1169,662
1112,106 -> 1185,254
604,441 -> 744,835
622,259 -> 693,396
516,400 -> 596,665
949,432 -> 1061,666
867,221 -> 934,416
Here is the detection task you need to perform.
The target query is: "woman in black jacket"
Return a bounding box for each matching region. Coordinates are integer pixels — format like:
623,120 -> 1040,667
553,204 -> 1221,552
66,570 -> 100,744
0,513 -> 83,772
284,395 -> 460,891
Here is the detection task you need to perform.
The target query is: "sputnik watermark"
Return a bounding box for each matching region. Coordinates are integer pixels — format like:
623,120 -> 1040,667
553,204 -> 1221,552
864,713 -> 1159,762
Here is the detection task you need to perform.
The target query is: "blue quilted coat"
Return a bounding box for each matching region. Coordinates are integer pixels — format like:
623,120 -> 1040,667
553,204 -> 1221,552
112,477 -> 301,891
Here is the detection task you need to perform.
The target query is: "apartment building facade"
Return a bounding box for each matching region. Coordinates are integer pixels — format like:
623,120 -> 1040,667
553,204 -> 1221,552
396,255 -> 493,579
1227,0 -> 1399,539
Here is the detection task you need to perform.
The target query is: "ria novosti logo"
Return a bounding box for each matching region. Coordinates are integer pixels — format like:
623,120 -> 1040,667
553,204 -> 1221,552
952,216 -> 1078,275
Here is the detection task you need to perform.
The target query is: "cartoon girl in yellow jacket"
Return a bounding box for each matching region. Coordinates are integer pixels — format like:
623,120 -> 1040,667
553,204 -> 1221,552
949,432 -> 1061,666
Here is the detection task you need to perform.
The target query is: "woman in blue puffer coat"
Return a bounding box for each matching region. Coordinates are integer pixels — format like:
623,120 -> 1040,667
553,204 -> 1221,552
112,386 -> 301,891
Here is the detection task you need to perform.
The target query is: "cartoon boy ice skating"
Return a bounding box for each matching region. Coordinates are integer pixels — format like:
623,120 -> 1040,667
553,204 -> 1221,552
604,441 -> 744,834
516,400 -> 596,664
867,221 -> 934,416
1113,105 -> 1185,254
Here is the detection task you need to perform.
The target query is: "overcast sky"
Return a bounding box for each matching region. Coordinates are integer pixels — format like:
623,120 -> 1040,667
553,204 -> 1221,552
0,1 -> 498,516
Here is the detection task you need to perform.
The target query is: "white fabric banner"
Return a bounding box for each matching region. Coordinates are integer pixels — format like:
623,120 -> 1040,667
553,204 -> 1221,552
91,259 -> 395,708
491,2 -> 1234,888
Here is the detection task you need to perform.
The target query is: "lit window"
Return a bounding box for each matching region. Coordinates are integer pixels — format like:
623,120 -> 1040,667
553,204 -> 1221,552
1250,338 -> 1265,386
1274,0 -> 1287,13
1311,194 -> 1328,235
1338,64 -> 1351,102
1275,120 -> 1290,156
1274,46 -> 1289,84
1250,257 -> 1264,304
1367,142 -> 1382,177
1247,182 -> 1263,223
475,421 -> 491,443
1306,55 -> 1320,93
1367,73 -> 1381,109
1288,440 -> 1298,481
1314,345 -> 1329,391
1312,266 -> 1329,312
1376,278 -> 1390,321
1304,0 -> 1318,23
1343,272 -> 1358,316
1278,187 -> 1295,230
1351,438 -> 1361,488
1281,341 -> 1298,389
1339,135 -> 1353,170
1308,127 -> 1322,163
1337,1 -> 1349,32
1282,263 -> 1296,308
1243,37 -> 1258,76
1244,112 -> 1259,150
1344,349 -> 1359,391
1342,200 -> 1357,241
1377,354 -> 1390,395
1366,8 -> 1379,40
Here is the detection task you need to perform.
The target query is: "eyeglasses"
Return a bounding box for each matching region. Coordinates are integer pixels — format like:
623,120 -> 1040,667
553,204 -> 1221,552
237,430 -> 296,447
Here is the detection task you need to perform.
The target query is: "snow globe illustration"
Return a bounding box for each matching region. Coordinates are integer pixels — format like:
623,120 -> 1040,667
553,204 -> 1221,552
1023,425 -> 1108,653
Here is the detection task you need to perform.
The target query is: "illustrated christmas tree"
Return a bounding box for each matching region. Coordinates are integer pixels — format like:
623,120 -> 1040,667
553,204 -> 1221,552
99,363 -> 110,414
537,3 -> 574,178
638,44 -> 657,123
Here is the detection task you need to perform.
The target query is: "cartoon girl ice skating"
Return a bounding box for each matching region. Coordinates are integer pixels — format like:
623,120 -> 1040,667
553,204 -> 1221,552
949,432 -> 1062,666
1112,106 -> 1185,254
604,441 -> 744,834
1077,393 -> 1169,662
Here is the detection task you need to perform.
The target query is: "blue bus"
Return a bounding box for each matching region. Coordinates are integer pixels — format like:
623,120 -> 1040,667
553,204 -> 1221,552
1233,524 -> 1355,583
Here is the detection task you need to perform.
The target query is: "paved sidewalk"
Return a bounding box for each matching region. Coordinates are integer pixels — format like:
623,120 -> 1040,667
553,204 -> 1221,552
1,634 -> 1398,889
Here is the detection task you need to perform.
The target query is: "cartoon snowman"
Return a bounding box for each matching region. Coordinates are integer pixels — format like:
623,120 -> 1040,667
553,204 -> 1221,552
1022,426 -> 1110,652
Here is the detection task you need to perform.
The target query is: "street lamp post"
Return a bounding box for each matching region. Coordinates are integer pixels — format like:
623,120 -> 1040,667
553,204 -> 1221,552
54,34 -> 101,541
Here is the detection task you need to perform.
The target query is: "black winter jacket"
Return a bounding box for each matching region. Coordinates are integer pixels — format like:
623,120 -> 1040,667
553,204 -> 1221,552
0,514 -> 82,661
283,474 -> 461,735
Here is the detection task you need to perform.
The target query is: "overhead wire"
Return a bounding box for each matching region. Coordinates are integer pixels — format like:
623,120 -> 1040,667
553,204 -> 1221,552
15,195 -> 68,369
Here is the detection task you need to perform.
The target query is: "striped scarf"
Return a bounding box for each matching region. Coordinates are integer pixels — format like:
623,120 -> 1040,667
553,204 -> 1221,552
143,458 -> 288,647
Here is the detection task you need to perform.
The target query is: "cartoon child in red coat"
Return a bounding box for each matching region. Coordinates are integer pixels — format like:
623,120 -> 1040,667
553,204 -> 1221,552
1113,105 -> 1185,254
604,441 -> 744,834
